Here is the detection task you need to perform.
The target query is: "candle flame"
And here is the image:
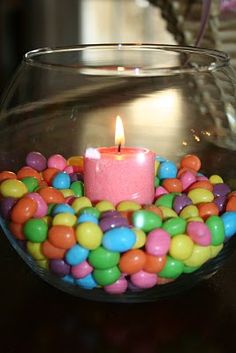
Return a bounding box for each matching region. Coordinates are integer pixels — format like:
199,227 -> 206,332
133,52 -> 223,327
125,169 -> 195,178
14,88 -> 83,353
115,116 -> 125,147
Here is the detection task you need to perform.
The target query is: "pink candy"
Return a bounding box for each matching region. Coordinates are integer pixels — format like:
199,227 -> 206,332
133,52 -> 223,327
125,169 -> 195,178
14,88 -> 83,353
130,270 -> 157,288
48,154 -> 67,171
104,277 -> 128,294
145,229 -> 170,256
180,171 -> 197,191
71,261 -> 93,279
187,221 -> 211,246
27,192 -> 48,218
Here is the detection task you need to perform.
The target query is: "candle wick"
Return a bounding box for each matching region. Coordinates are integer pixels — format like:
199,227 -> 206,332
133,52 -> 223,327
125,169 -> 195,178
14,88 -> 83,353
118,143 -> 121,152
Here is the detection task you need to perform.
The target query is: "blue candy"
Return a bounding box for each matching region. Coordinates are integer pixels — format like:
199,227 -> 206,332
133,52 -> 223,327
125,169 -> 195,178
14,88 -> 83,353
52,172 -> 71,189
62,275 -> 75,284
102,227 -> 136,252
65,244 -> 89,266
77,214 -> 98,224
158,161 -> 177,179
221,212 -> 236,238
52,203 -> 75,216
75,273 -> 97,289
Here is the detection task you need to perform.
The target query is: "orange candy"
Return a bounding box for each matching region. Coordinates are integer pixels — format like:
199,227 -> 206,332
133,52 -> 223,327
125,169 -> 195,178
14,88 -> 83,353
143,254 -> 166,273
162,178 -> 183,193
119,211 -> 133,224
42,168 -> 60,185
0,171 -> 17,183
188,180 -> 213,192
38,187 -> 64,204
197,202 -> 219,220
9,222 -> 25,240
48,225 -> 76,249
143,205 -> 163,219
17,166 -> 41,182
119,249 -> 146,274
226,195 -> 236,211
10,197 -> 37,224
180,154 -> 201,172
42,240 -> 66,259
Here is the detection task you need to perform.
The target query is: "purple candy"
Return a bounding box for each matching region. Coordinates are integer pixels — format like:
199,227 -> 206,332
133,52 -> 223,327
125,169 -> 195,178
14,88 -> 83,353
26,151 -> 47,172
173,194 -> 192,214
214,195 -> 227,213
0,197 -> 17,219
100,210 -> 121,219
69,173 -> 79,182
99,215 -> 129,232
49,259 -> 71,277
213,183 -> 231,197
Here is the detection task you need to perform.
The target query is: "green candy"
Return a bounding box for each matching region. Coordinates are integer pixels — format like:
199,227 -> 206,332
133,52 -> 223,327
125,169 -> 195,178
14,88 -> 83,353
162,217 -> 187,237
47,203 -> 56,215
93,266 -> 121,286
132,210 -> 162,232
21,177 -> 38,192
23,219 -> 48,243
154,176 -> 160,187
155,193 -> 176,208
80,206 -> 100,219
70,181 -> 84,197
183,265 -> 200,273
206,215 -> 225,246
89,246 -> 120,269
159,256 -> 184,278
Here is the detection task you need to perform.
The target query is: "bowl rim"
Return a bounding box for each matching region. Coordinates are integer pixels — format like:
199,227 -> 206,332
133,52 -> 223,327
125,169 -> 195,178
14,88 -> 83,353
23,43 -> 230,75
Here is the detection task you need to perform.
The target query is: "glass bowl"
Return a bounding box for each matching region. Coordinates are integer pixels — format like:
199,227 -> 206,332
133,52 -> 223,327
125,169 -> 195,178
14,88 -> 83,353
0,44 -> 236,302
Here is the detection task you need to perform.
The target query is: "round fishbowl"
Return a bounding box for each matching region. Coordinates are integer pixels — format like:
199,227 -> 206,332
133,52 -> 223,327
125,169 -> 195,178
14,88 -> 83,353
0,44 -> 236,302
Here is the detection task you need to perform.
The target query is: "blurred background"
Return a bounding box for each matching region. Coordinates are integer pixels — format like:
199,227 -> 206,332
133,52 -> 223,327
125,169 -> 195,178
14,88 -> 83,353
0,0 -> 236,93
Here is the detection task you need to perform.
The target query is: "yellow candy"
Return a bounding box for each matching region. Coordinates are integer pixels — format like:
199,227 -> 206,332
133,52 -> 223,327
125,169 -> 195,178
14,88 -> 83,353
36,259 -> 49,269
184,244 -> 211,267
53,213 -> 77,227
60,189 -> 75,198
95,200 -> 115,212
209,175 -> 224,184
179,205 -> 199,219
132,228 -> 146,249
76,222 -> 103,249
72,197 -> 92,214
67,156 -> 83,169
117,200 -> 141,212
158,206 -> 178,220
187,188 -> 214,204
210,244 -> 223,258
27,242 -> 46,260
42,216 -> 52,226
0,179 -> 27,198
186,216 -> 204,223
155,160 -> 160,175
169,234 -> 194,260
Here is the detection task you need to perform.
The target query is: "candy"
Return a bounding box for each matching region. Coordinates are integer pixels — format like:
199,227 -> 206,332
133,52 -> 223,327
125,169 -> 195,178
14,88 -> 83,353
132,210 -> 162,232
52,213 -> 77,227
187,221 -> 211,246
188,188 -> 214,204
169,234 -> 194,260
26,151 -> 47,172
76,222 -> 103,250
180,154 -> 201,172
48,154 -> 67,171
206,215 -> 225,245
88,246 -> 120,269
0,179 -> 28,198
162,217 -> 186,236
145,229 -> 170,256
71,260 -> 93,279
130,270 -> 157,288
102,227 -> 136,252
23,219 -> 48,243
93,266 -> 121,286
52,172 -> 70,189
119,249 -> 146,274
1,150 -> 236,296
65,244 -> 89,265
10,197 -> 37,223
48,225 -> 76,249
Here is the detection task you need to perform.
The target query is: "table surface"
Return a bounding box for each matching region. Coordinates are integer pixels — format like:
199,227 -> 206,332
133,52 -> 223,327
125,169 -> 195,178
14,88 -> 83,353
1,229 -> 236,353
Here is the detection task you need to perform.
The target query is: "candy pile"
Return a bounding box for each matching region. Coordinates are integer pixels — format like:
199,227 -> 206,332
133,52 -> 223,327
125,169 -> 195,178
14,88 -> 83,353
0,152 -> 236,295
